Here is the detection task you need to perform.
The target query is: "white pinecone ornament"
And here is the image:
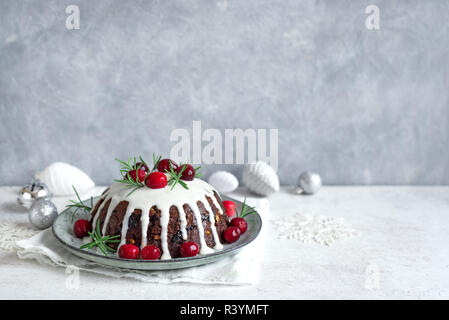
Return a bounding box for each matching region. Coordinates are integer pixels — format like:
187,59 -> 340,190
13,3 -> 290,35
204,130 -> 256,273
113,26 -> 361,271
242,161 -> 280,196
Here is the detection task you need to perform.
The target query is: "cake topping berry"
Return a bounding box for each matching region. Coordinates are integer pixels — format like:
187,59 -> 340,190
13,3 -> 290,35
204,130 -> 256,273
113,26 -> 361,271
230,217 -> 248,234
223,226 -> 241,243
73,219 -> 92,238
229,197 -> 256,234
179,241 -> 199,257
115,157 -> 150,196
157,159 -> 178,173
141,245 -> 161,260
128,169 -> 147,183
118,244 -> 140,259
134,162 -> 149,172
145,171 -> 168,189
178,164 -> 195,181
222,200 -> 237,217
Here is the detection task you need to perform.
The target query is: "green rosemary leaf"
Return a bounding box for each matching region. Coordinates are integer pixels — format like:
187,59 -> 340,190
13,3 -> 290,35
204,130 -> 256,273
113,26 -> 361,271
97,243 -> 108,256
178,164 -> 188,175
105,245 -> 116,253
240,209 -> 257,218
73,186 -> 82,203
94,219 -> 102,238
68,186 -> 93,222
80,240 -> 98,250
107,239 -> 121,243
152,153 -> 162,172
164,162 -> 190,190
97,241 -> 109,251
179,180 -> 188,189
114,158 -> 132,169
114,158 -> 147,195
139,156 -> 149,171
80,231 -> 97,249
79,220 -> 120,257
237,197 -> 257,218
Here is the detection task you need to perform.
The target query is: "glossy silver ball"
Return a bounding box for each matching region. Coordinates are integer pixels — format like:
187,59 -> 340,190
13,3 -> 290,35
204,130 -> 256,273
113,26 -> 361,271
297,171 -> 322,195
28,197 -> 58,229
18,181 -> 52,208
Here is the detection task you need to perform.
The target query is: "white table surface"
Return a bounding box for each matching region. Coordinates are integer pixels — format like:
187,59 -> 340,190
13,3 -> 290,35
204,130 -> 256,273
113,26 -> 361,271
0,185 -> 448,300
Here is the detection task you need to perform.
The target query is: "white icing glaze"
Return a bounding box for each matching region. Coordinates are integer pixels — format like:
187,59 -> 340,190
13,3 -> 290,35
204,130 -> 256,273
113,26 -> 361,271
90,178 -> 224,260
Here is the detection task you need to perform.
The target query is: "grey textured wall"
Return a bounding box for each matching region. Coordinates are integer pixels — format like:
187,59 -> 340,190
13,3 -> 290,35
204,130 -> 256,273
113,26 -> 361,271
1,0 -> 448,186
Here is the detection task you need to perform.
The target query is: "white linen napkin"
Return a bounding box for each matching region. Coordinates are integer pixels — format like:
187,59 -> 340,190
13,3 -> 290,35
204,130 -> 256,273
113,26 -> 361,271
15,194 -> 269,286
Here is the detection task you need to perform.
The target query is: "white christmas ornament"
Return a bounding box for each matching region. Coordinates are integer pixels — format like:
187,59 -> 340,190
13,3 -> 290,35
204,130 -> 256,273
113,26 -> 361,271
207,171 -> 239,194
35,162 -> 95,196
242,161 -> 280,196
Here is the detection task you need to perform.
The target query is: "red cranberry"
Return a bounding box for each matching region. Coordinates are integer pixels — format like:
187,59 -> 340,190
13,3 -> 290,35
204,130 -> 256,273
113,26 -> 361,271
223,227 -> 241,243
177,164 -> 195,181
230,217 -> 248,234
73,219 -> 92,238
145,172 -> 168,189
179,241 -> 199,257
134,162 -> 149,172
222,200 -> 237,217
128,169 -> 146,182
118,244 -> 140,259
157,159 -> 178,173
141,245 -> 161,260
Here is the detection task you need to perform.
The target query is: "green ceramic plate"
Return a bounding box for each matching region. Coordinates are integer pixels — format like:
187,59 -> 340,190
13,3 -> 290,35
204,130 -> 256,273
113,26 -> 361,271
52,196 -> 262,270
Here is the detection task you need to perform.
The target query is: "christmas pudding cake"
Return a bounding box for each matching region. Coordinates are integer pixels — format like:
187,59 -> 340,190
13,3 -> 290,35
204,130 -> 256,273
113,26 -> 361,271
71,155 -> 253,260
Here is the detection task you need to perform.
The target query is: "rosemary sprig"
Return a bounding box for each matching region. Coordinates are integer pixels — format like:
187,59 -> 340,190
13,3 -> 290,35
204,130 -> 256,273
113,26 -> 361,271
137,155 -> 150,172
114,171 -> 146,196
80,219 -> 120,256
114,155 -> 201,193
236,197 -> 257,218
67,185 -> 93,222
151,153 -> 162,172
165,162 -> 188,190
115,157 -> 144,177
114,156 -> 149,196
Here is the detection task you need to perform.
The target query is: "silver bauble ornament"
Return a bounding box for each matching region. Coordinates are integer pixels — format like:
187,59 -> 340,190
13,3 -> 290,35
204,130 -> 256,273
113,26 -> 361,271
28,197 -> 58,229
18,181 -> 52,208
296,171 -> 322,195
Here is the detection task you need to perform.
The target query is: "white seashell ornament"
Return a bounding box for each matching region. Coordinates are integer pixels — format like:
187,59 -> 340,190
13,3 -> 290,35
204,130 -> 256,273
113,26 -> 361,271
207,171 -> 239,194
242,161 -> 280,196
35,162 -> 95,196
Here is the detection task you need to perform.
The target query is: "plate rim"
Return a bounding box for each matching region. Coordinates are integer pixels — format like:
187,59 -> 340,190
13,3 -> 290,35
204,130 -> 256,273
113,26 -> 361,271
52,195 -> 262,266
